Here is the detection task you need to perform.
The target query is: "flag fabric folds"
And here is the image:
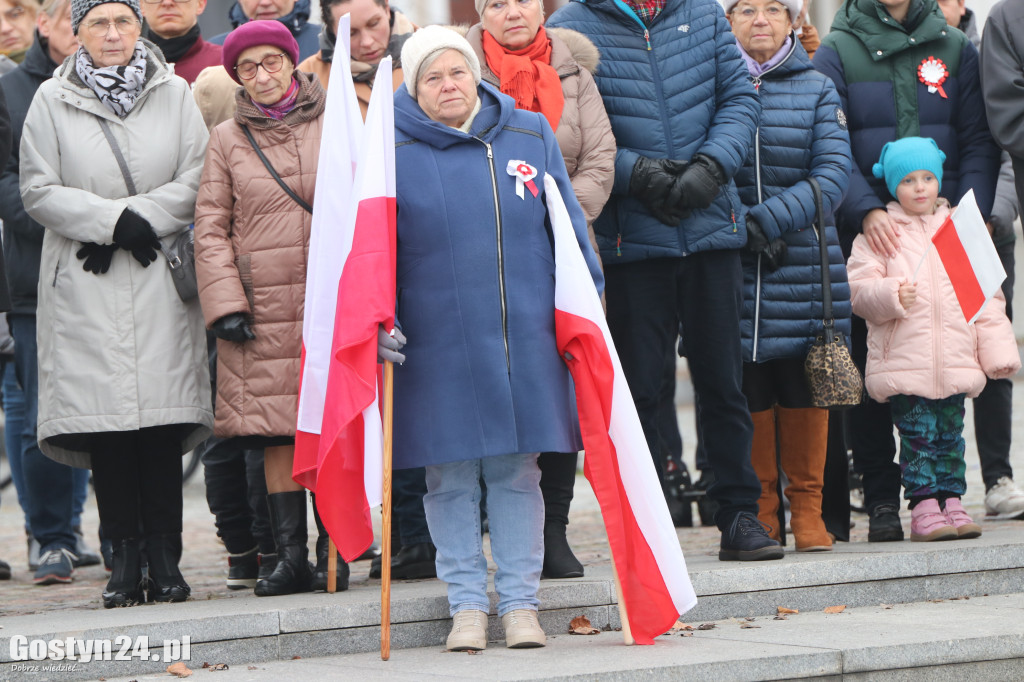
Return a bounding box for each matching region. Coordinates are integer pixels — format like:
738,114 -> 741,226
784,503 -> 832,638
545,173 -> 697,645
932,189 -> 1007,324
293,51 -> 397,562
294,17 -> 363,490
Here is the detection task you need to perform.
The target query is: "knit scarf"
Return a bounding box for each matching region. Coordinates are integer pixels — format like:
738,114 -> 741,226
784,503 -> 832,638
75,42 -> 148,118
143,22 -> 200,64
252,76 -> 300,120
482,26 -> 563,132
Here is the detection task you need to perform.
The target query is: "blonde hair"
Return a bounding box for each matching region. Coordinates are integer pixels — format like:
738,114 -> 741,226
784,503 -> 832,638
41,0 -> 68,17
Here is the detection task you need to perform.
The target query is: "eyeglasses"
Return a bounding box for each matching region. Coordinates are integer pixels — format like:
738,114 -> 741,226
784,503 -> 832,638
732,5 -> 788,21
234,53 -> 286,80
84,16 -> 140,36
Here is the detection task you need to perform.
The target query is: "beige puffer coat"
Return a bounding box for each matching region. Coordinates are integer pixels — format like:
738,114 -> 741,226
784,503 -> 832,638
195,71 -> 325,438
464,24 -> 615,248
19,42 -> 213,467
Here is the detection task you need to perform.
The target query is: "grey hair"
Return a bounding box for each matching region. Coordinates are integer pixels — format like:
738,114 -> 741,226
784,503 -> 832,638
41,0 -> 68,18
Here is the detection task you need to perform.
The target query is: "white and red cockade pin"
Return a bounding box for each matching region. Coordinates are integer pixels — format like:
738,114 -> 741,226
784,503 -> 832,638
918,56 -> 948,99
507,160 -> 539,199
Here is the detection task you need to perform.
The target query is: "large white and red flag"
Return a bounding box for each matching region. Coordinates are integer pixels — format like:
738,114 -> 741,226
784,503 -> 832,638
293,15 -> 363,490
545,173 -> 697,645
296,55 -> 397,562
932,189 -> 1007,324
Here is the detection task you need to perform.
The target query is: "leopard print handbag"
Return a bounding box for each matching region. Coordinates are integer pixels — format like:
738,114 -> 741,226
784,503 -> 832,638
803,178 -> 863,410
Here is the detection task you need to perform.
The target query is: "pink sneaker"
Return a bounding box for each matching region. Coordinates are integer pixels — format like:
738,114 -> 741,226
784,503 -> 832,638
943,498 -> 982,539
910,499 -> 957,542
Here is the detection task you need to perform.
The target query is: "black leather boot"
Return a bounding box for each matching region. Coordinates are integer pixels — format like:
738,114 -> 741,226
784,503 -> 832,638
539,452 -> 584,578
145,534 -> 190,602
255,492 -> 313,596
102,539 -> 145,608
310,494 -> 349,592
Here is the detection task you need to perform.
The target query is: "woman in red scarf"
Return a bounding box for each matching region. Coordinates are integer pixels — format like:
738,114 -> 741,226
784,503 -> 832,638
463,0 -> 615,580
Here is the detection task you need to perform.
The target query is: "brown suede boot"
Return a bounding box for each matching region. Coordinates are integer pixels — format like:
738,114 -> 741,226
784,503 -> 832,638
749,409 -> 782,541
777,407 -> 832,552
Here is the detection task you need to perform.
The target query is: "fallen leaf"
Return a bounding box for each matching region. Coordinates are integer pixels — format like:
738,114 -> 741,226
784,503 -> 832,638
204,663 -> 229,671
773,615 -> 788,621
777,606 -> 799,615
670,621 -> 694,631
928,599 -> 945,603
291,656 -> 302,660
166,662 -> 192,678
824,605 -> 846,614
743,617 -> 756,622
247,667 -> 258,671
568,615 -> 601,635
951,596 -> 969,601
880,603 -> 894,610
740,622 -> 760,629
697,623 -> 717,631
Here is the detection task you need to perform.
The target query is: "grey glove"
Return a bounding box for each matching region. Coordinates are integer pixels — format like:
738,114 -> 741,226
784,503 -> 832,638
378,326 -> 407,364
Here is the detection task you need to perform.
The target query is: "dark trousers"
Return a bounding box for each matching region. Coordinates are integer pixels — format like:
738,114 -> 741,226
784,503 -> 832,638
202,440 -> 273,555
393,467 -> 431,546
973,240 -> 1015,490
539,452 -> 577,527
848,314 -> 901,511
605,252 -> 759,528
10,313 -> 76,553
91,426 -> 183,541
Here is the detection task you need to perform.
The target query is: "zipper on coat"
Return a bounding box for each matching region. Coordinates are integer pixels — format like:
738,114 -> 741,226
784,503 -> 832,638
750,123 -> 763,360
481,140 -> 511,374
929,238 -> 942,397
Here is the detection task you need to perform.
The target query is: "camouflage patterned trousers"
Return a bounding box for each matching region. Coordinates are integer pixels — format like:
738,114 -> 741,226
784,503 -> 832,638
889,393 -> 968,500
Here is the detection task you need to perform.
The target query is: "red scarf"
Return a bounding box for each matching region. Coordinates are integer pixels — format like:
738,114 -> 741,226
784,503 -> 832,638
482,26 -> 564,133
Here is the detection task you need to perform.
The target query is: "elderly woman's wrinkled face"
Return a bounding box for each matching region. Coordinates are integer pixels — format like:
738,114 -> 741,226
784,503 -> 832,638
416,49 -> 477,128
332,0 -> 390,65
236,43 -> 294,105
728,0 -> 792,64
77,3 -> 141,68
481,0 -> 542,51
0,0 -> 38,54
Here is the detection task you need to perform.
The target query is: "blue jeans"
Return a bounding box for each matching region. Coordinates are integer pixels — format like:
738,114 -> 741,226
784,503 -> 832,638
424,453 -> 542,617
10,314 -> 76,553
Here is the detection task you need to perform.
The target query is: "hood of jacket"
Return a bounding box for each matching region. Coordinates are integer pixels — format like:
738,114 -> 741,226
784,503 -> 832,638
229,0 -> 310,32
54,38 -> 172,115
830,0 -> 948,61
395,80 -> 515,149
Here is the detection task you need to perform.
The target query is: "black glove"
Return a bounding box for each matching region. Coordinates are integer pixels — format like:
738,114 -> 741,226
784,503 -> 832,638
211,313 -> 255,342
745,217 -> 787,272
629,156 -> 690,226
745,216 -> 770,253
377,325 -> 407,364
675,154 -> 726,211
76,242 -> 118,275
114,208 -> 161,267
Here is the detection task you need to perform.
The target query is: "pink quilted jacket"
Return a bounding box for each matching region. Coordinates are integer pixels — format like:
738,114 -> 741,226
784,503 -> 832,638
848,202 -> 1020,403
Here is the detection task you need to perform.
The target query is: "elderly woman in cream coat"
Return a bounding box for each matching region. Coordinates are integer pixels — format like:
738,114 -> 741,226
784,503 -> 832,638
20,0 -> 211,607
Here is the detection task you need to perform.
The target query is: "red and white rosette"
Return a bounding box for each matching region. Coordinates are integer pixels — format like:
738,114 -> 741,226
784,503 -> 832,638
507,160 -> 539,199
918,56 -> 948,99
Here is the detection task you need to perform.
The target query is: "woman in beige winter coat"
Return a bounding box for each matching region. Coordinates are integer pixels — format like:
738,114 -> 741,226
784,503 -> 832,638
465,0 -> 615,580
195,20 -> 325,598
19,0 -> 211,607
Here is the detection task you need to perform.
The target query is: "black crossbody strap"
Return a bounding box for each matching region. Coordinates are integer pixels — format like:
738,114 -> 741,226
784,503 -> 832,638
808,176 -> 833,322
241,124 -> 313,214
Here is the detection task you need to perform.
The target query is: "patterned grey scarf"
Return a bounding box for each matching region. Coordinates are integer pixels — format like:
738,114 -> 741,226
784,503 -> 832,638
75,42 -> 147,118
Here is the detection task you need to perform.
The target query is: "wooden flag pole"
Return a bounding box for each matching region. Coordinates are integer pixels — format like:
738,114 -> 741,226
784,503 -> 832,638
327,540 -> 337,593
609,557 -> 635,645
381,360 -> 395,661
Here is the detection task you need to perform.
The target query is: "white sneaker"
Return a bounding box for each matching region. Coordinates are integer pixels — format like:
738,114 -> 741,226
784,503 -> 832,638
446,609 -> 487,651
985,477 -> 1024,520
501,609 -> 546,648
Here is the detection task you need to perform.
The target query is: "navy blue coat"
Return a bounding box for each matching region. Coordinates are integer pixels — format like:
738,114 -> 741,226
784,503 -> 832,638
547,0 -> 759,263
391,83 -> 603,469
735,38 -> 853,363
209,0 -> 320,61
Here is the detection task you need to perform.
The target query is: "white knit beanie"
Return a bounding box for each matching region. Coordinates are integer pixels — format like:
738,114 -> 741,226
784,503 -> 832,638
401,25 -> 482,99
721,0 -> 802,21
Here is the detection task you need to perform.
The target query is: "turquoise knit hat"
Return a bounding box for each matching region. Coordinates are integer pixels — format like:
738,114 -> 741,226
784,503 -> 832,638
872,137 -> 946,199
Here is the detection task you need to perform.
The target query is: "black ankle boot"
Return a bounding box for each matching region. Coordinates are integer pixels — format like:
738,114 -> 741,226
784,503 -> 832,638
539,453 -> 583,579
102,539 -> 145,608
255,492 -> 313,597
146,534 -> 190,602
542,522 -> 584,578
310,494 -> 349,592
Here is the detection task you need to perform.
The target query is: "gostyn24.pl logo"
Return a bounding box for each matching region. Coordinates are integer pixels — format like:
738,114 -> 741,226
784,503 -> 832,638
9,635 -> 191,663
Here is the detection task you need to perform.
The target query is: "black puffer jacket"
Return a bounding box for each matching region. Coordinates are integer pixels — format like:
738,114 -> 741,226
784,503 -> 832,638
0,35 -> 55,314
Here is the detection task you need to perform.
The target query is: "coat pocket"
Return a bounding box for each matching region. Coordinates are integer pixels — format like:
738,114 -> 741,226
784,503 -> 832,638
235,253 -> 255,313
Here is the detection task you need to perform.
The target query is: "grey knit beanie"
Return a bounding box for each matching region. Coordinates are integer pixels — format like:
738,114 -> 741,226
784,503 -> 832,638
71,0 -> 142,34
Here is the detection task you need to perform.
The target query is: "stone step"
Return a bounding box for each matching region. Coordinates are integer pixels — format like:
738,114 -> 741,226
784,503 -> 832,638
3,528 -> 1022,681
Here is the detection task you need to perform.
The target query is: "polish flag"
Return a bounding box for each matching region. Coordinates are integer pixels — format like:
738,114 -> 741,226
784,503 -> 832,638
545,174 -> 697,645
308,57 -> 396,562
293,16 -> 363,491
932,189 -> 1007,324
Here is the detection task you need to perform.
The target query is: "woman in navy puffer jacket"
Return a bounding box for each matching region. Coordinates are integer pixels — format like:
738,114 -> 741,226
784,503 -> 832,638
727,0 -> 852,553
